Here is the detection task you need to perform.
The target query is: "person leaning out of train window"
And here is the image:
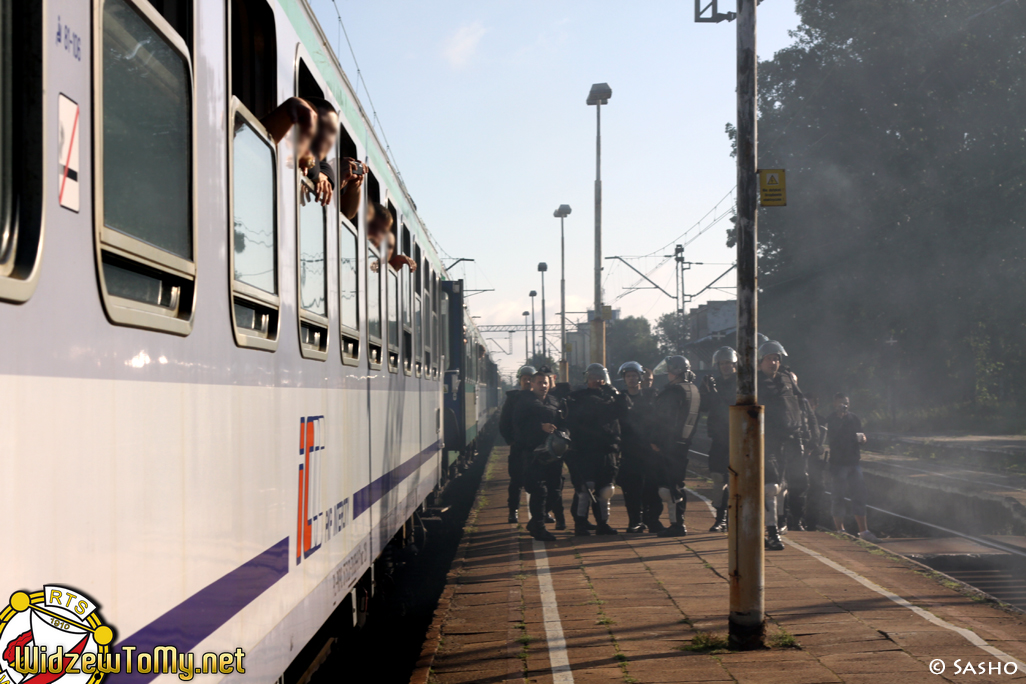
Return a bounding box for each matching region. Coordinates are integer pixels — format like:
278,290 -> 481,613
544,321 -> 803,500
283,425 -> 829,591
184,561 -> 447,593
298,97 -> 341,207
366,202 -> 417,273
260,97 -> 319,173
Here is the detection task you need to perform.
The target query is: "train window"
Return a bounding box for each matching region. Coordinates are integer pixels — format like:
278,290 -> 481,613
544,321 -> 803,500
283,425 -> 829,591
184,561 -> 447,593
297,177 -> 328,359
230,0 -> 276,119
229,104 -> 279,350
338,124 -> 358,224
364,169 -> 380,235
149,0 -> 192,49
414,244 -> 422,294
423,264 -> 431,374
367,243 -> 382,368
0,0 -> 42,303
297,60 -> 322,100
440,290 -> 450,370
339,223 -> 360,365
95,0 -> 195,334
399,219 -> 411,375
387,267 -> 399,372
415,290 -> 423,377
431,275 -> 440,377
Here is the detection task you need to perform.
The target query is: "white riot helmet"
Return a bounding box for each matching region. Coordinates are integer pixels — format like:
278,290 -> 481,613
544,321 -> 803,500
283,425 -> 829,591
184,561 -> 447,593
758,340 -> 788,359
712,347 -> 739,365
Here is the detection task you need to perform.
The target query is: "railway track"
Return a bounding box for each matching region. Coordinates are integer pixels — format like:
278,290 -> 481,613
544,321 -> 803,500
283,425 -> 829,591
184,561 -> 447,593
687,446 -> 1026,611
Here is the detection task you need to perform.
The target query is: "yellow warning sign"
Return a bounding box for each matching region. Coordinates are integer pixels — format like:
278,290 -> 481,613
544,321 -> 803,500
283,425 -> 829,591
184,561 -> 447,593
759,168 -> 786,207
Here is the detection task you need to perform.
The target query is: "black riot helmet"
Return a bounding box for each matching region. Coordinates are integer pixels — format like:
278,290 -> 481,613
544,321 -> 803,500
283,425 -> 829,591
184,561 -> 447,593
517,365 -> 537,379
654,355 -> 696,383
618,361 -> 644,377
546,431 -> 572,458
653,355 -> 690,376
712,347 -> 739,365
584,363 -> 611,385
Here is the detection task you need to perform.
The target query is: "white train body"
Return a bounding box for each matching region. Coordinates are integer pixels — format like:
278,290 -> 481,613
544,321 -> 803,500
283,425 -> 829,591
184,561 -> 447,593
0,0 -> 496,680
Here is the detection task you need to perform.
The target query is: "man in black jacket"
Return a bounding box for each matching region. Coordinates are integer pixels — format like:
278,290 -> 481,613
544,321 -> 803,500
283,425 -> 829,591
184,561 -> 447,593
499,365 -> 536,523
617,361 -> 659,533
827,394 -> 879,542
513,367 -> 565,541
566,364 -> 630,536
700,346 -> 738,532
649,355 -> 702,537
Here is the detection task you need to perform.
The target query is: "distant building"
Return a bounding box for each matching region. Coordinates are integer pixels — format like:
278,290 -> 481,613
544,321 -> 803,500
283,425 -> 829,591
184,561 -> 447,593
685,300 -> 736,369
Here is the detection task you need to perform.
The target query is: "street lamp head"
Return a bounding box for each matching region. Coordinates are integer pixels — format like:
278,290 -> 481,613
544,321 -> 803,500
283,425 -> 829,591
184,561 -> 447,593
529,290 -> 537,297
538,263 -> 548,272
522,311 -> 529,317
586,82 -> 612,105
554,204 -> 572,218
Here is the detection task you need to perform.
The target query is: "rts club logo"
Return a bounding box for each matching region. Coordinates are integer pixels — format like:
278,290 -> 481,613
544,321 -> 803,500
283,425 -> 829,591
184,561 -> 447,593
0,585 -> 113,684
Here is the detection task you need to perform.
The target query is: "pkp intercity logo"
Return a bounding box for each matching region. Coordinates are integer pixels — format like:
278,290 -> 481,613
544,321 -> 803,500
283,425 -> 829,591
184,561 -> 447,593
0,585 -> 113,684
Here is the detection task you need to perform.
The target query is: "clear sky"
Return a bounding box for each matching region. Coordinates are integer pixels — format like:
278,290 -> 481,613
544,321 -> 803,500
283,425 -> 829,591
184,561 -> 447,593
308,0 -> 802,376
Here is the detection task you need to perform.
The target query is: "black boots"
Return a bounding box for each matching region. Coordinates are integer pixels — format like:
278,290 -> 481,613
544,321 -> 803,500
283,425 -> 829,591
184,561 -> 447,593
625,522 -> 646,533
765,526 -> 784,551
553,510 -> 567,531
644,518 -> 665,533
527,518 -> 556,542
657,522 -> 687,537
508,509 -> 519,524
709,507 -> 728,532
595,522 -> 617,535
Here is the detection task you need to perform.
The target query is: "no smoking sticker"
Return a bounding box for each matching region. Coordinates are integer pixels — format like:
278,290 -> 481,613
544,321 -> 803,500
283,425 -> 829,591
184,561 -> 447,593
58,94 -> 80,212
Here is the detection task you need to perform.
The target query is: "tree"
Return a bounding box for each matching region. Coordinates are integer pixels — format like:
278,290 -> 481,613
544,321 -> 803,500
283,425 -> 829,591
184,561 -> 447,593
741,0 -> 1026,430
606,316 -> 662,374
655,311 -> 689,357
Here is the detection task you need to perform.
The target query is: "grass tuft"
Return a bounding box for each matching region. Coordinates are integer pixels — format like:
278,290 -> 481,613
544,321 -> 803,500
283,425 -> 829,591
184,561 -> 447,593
769,629 -> 800,649
676,632 -> 730,653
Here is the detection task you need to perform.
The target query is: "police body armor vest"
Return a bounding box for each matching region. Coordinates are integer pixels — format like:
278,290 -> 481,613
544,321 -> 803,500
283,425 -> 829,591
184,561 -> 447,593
680,383 -> 701,442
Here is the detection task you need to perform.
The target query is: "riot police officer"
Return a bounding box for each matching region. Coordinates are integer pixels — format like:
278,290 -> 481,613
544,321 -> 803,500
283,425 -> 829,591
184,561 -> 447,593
700,346 -> 738,532
513,366 -> 566,541
545,371 -> 571,530
499,365 -> 536,523
617,361 -> 661,533
758,340 -> 808,550
649,355 -> 702,537
566,363 -> 630,536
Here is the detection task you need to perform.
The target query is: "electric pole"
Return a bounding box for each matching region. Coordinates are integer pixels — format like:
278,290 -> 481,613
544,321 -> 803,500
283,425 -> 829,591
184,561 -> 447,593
729,0 -> 766,650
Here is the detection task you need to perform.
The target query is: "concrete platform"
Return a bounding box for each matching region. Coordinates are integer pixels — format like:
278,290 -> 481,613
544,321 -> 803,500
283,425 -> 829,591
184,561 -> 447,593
412,448 -> 1026,684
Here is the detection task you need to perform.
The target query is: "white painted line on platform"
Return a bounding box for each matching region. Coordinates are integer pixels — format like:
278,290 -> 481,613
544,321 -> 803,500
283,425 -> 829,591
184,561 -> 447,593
688,483 -> 1026,667
685,486 -> 717,516
531,540 -> 575,683
785,536 -> 1026,669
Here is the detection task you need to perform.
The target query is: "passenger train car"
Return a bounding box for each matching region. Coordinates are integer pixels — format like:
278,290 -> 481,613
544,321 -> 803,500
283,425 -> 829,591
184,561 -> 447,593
0,0 -> 499,680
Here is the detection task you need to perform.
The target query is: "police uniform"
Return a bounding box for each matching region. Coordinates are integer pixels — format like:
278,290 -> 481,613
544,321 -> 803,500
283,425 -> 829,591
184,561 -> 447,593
499,388 -> 528,522
700,369 -> 736,530
618,387 -> 660,532
758,368 -> 808,545
544,382 -> 573,529
566,384 -> 630,535
649,378 -> 701,535
512,388 -> 566,541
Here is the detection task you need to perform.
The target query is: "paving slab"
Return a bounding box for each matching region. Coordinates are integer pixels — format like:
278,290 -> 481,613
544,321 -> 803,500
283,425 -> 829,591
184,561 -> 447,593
412,447 -> 1026,684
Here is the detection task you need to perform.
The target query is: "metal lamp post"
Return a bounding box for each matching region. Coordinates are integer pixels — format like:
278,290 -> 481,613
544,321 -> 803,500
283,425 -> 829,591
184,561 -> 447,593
529,291 -> 537,358
587,82 -> 611,366
522,311 -> 530,364
538,263 -> 548,362
554,204 -> 572,381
